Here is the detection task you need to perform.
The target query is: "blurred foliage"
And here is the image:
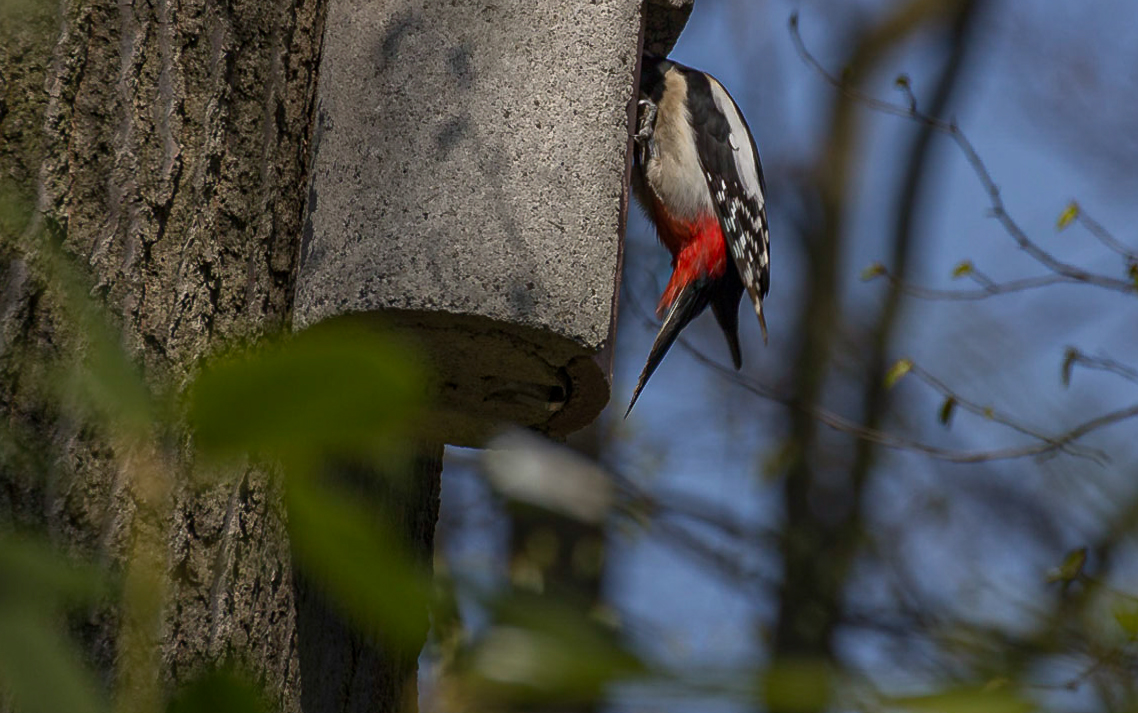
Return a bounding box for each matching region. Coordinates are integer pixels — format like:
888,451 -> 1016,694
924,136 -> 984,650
0,211 -> 447,710
889,687 -> 1032,713
187,322 -> 424,463
0,0 -> 55,23
0,535 -> 111,713
0,205 -> 656,713
166,670 -> 273,713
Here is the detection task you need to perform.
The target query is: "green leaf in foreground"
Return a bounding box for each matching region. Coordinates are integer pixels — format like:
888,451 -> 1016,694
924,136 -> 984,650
890,686 -> 1031,713
189,322 -> 424,460
463,593 -> 645,705
762,659 -> 833,713
169,669 -> 273,713
0,613 -> 109,713
286,472 -> 432,650
0,533 -> 109,608
1113,601 -> 1138,639
0,535 -> 111,713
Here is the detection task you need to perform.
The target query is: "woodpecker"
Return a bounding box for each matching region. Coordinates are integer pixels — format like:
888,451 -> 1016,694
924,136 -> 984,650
626,54 -> 770,415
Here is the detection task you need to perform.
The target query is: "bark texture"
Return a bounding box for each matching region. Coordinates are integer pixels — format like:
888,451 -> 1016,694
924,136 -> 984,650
0,0 -> 326,709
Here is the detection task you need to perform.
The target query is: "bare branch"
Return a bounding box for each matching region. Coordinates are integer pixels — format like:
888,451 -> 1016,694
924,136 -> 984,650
874,266 -> 1078,300
908,364 -> 1107,462
625,285 -> 1135,464
1064,348 -> 1138,387
789,12 -> 1137,295
1076,209 -> 1138,262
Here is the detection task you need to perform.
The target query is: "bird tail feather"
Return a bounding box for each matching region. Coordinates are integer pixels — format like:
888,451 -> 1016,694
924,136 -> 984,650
626,282 -> 709,417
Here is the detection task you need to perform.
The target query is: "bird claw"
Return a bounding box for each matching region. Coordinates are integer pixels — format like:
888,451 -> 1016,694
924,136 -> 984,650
634,99 -> 658,163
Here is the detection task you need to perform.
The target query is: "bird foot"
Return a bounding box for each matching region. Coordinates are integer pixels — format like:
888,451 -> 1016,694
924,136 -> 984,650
635,99 -> 658,162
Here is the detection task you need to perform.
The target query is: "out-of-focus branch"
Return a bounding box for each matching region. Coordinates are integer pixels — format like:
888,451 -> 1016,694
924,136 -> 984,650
846,0 -> 984,565
790,12 -> 1138,296
770,0 -> 986,688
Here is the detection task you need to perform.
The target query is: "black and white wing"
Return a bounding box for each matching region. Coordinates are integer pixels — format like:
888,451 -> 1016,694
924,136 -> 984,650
685,70 -> 770,342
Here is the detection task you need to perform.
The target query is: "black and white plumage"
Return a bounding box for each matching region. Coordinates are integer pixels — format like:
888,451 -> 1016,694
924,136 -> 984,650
681,62 -> 770,340
626,54 -> 771,414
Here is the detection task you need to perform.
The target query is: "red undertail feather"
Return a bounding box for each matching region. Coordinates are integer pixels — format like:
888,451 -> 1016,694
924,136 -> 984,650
648,200 -> 727,316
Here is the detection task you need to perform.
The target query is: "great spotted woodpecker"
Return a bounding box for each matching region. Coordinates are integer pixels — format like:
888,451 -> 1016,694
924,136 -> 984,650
626,54 -> 771,415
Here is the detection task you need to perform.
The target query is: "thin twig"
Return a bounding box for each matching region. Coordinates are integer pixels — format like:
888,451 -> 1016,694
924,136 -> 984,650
875,267 -> 1078,300
1076,210 -> 1138,262
908,364 -> 1107,462
789,12 -> 1136,295
624,286 -> 1124,464
1065,349 -> 1138,387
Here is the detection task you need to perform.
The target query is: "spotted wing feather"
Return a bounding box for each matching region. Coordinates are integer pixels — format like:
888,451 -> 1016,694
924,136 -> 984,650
683,70 -> 770,342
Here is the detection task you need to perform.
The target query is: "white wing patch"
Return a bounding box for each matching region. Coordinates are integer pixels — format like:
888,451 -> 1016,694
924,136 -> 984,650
699,75 -> 770,340
707,78 -> 764,210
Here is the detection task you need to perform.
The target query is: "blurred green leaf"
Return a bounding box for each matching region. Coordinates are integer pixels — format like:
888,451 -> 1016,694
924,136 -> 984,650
168,669 -> 273,713
464,595 -> 645,705
951,261 -> 973,279
1046,547 -> 1087,584
861,262 -> 886,281
16,223 -> 160,438
891,686 -> 1031,713
57,328 -> 157,438
894,74 -> 911,89
938,396 -> 957,427
884,358 -> 913,389
0,533 -> 109,607
761,659 -> 833,713
286,472 -> 431,650
1128,261 -> 1138,291
188,322 -> 424,461
0,181 -> 37,239
1056,201 -> 1079,231
1113,602 -> 1138,639
0,535 -> 111,713
0,612 -> 108,713
0,0 -> 56,24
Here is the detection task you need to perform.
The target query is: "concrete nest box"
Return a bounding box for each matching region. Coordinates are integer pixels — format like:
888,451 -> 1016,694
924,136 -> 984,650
294,0 -> 691,447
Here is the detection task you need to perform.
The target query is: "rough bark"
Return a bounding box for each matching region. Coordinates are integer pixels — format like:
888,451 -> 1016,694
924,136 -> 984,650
0,0 -> 326,709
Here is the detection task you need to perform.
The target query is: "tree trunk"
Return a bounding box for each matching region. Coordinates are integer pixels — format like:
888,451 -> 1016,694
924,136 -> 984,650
0,0 -> 438,709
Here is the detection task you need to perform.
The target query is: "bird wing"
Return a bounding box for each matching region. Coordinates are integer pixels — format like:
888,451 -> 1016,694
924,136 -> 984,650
686,71 -> 771,342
